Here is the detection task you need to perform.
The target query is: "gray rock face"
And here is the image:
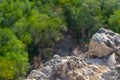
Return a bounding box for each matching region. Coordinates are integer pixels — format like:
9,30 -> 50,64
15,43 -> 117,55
27,66 -> 52,80
26,55 -> 96,80
27,55 -> 120,80
26,28 -> 120,80
102,70 -> 118,80
102,65 -> 120,80
112,65 -> 120,79
88,28 -> 120,57
26,55 -> 120,80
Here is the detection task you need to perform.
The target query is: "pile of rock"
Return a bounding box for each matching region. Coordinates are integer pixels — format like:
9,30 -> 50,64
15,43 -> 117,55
26,28 -> 120,80
27,55 -> 120,80
27,55 -> 86,80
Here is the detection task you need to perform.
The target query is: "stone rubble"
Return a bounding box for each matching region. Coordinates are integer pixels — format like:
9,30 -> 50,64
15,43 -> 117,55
26,28 -> 120,80
26,55 -> 120,80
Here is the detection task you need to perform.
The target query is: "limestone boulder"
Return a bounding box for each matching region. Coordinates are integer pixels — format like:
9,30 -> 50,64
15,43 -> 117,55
88,28 -> 120,57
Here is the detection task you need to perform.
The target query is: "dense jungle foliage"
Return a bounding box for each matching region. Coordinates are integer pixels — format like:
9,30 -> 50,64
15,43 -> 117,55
0,0 -> 120,79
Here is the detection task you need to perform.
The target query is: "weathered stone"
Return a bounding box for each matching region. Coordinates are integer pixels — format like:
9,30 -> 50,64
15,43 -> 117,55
88,64 -> 99,71
102,70 -> 118,80
106,53 -> 116,68
73,72 -> 85,80
67,60 -> 76,70
26,28 -> 120,80
88,28 -> 120,57
88,40 -> 113,57
27,56 -> 100,80
53,55 -> 61,59
100,65 -> 120,80
53,62 -> 68,78
112,65 -> 120,79
27,55 -> 120,80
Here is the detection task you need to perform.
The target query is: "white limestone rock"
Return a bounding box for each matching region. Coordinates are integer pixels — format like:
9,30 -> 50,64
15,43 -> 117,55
88,28 -> 120,57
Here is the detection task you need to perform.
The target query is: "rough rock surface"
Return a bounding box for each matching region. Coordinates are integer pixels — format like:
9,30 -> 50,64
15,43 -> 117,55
102,65 -> 120,80
88,28 -> 120,57
27,55 -> 87,80
106,53 -> 116,68
26,55 -> 120,80
27,28 -> 120,80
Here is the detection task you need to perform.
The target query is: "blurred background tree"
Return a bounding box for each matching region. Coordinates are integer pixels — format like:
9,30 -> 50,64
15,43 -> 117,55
0,28 -> 29,80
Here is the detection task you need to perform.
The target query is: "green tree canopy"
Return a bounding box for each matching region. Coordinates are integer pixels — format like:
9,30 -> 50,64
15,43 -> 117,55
0,28 -> 29,79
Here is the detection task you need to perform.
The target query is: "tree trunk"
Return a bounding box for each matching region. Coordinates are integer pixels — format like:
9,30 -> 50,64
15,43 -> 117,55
35,43 -> 41,69
81,28 -> 86,40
